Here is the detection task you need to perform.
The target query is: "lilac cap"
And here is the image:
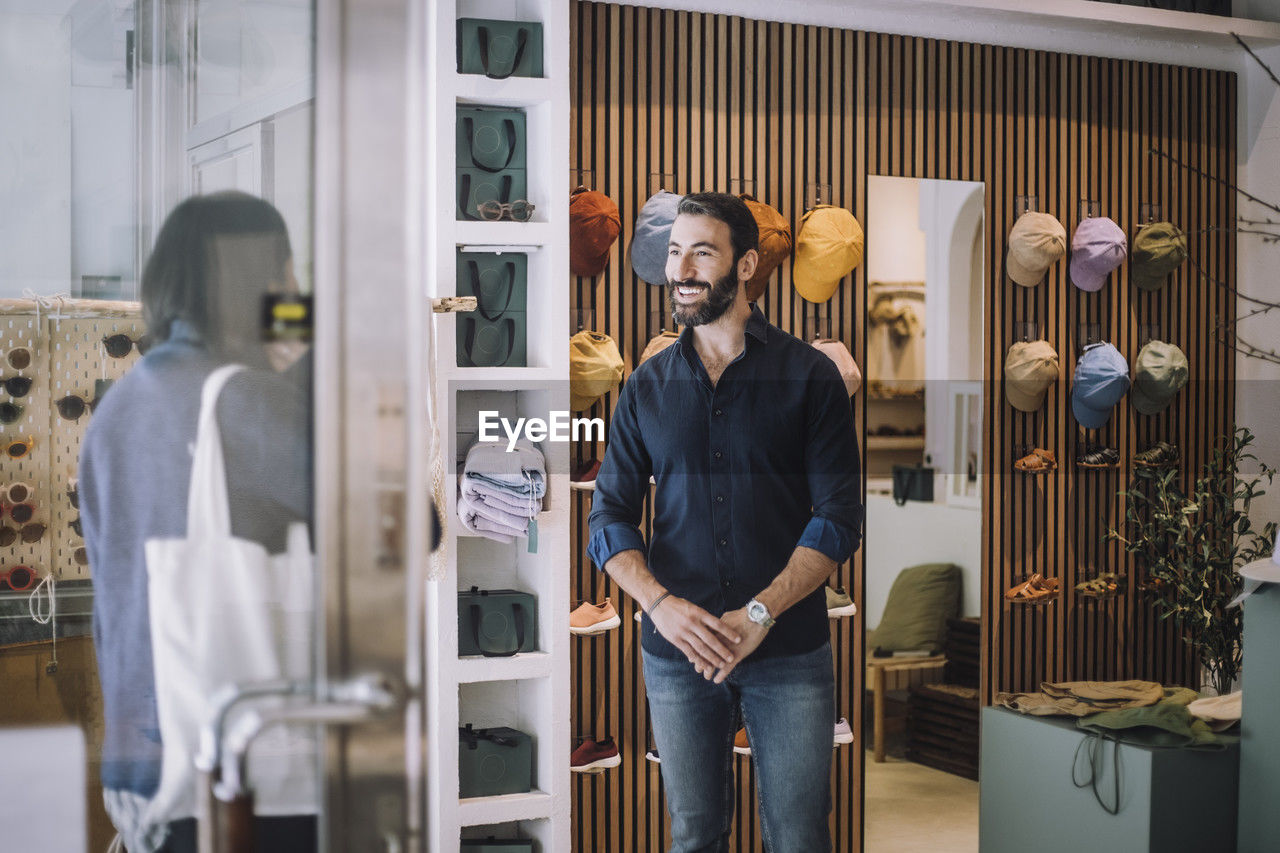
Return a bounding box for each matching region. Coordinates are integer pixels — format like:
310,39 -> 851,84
1070,217 -> 1128,293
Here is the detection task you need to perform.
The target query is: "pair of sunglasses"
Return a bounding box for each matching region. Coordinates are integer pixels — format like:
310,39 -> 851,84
0,564 -> 35,591
102,334 -> 149,359
67,484 -> 79,509
3,482 -> 31,504
56,394 -> 98,422
0,402 -> 22,425
0,376 -> 31,398
69,516 -> 82,537
477,199 -> 535,222
6,348 -> 30,371
73,545 -> 88,566
4,502 -> 35,525
5,437 -> 33,459
0,523 -> 45,546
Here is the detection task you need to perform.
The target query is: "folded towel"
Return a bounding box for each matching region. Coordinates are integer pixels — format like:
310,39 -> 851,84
462,478 -> 543,516
457,492 -> 527,543
463,438 -> 547,497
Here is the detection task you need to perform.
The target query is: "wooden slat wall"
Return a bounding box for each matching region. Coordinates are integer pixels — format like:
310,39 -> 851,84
568,5 -> 1236,851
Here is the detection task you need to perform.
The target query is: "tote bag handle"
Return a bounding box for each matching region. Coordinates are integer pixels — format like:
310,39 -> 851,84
477,25 -> 530,80
187,364 -> 246,536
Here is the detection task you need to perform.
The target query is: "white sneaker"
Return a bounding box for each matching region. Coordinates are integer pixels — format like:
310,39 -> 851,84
833,717 -> 854,745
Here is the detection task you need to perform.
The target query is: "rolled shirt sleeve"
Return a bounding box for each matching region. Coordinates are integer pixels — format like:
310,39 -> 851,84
586,378 -> 652,570
799,359 -> 864,564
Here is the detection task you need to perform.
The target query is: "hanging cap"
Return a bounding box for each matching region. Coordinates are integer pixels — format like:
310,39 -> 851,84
639,330 -> 680,365
812,339 -> 862,396
739,195 -> 793,302
1004,340 -> 1060,412
569,331 -> 624,411
1069,217 -> 1128,293
1006,211 -> 1067,287
1130,340 -> 1189,415
570,187 -> 621,277
1070,342 -> 1130,429
630,191 -> 684,286
1131,221 -> 1187,291
792,205 -> 864,303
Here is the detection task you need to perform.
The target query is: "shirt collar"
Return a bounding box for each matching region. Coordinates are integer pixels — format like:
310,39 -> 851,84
164,319 -> 204,346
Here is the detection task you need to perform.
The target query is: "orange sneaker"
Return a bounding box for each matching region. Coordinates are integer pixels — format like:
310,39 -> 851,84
570,599 -> 621,635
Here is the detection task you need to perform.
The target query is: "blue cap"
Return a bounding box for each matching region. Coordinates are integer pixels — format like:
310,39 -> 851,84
1071,342 -> 1130,429
630,191 -> 684,286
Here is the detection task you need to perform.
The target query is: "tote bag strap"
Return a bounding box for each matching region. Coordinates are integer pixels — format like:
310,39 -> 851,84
186,364 -> 246,537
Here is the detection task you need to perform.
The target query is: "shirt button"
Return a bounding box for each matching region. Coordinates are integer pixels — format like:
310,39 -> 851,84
714,451 -> 723,459
722,580 -> 732,589
719,538 -> 727,546
715,495 -> 724,503
713,408 -> 723,416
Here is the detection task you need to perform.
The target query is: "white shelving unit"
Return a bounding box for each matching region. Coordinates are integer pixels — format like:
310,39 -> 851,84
422,1 -> 570,851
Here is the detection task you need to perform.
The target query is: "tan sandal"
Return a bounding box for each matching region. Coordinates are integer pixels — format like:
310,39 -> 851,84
1014,448 -> 1057,473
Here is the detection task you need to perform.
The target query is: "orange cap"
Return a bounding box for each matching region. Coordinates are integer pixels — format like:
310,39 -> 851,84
570,187 -> 621,277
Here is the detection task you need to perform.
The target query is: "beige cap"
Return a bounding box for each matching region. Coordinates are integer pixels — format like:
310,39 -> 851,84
639,330 -> 680,365
1007,212 -> 1067,287
812,339 -> 862,396
1004,340 -> 1060,411
570,331 -> 624,410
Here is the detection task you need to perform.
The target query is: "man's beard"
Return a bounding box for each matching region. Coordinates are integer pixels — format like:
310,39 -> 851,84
667,269 -> 739,327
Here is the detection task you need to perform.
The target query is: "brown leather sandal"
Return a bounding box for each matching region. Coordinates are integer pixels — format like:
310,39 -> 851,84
1014,448 -> 1057,473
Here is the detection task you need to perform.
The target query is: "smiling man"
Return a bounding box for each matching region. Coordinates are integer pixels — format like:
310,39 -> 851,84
587,192 -> 863,852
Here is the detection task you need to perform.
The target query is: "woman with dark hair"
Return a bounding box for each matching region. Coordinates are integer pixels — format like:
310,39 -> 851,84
80,192 -> 314,852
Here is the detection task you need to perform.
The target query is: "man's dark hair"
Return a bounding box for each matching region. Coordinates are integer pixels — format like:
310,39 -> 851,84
677,192 -> 759,264
141,192 -> 291,350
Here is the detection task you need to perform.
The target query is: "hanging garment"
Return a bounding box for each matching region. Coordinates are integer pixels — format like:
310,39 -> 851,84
866,290 -> 925,396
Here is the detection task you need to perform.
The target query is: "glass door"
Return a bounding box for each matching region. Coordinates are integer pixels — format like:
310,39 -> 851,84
0,0 -> 424,849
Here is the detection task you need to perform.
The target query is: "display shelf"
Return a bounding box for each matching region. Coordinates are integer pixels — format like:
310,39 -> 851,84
455,221 -> 552,247
456,74 -> 554,108
866,436 -> 926,451
457,652 -> 553,683
426,0 -> 569,848
442,366 -> 563,386
458,791 -> 553,826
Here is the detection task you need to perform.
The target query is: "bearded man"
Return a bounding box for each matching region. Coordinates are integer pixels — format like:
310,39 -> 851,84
587,192 -> 863,852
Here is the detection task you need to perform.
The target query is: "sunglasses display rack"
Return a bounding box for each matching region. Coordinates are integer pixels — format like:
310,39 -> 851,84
422,0 -> 571,849
0,300 -> 144,598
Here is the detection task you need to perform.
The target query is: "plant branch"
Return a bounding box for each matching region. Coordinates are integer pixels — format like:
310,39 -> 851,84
1150,147 -> 1280,219
1233,33 -> 1280,90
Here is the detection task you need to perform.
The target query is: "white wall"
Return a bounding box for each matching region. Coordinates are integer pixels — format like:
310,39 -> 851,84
866,176 -> 925,283
0,12 -> 72,295
864,492 -> 982,628
1234,41 -> 1280,534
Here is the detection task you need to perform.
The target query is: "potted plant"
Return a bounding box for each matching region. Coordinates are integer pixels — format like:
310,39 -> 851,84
1107,427 -> 1276,697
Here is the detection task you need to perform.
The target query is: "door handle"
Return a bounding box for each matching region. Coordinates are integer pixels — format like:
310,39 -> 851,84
203,673 -> 402,802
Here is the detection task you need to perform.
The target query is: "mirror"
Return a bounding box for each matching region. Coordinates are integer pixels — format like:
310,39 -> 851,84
863,176 -> 985,852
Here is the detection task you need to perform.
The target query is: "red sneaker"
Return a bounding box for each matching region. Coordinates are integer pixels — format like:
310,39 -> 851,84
570,736 -> 620,772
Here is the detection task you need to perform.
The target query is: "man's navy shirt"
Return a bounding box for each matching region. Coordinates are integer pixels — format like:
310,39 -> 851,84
587,305 -> 864,661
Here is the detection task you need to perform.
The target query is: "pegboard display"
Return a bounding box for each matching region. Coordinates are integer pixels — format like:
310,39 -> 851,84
0,299 -> 143,585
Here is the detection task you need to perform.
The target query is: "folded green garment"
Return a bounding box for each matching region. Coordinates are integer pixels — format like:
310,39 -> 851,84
1077,687 -> 1238,749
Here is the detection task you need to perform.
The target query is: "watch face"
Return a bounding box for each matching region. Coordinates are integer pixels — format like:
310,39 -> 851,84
747,601 -> 767,622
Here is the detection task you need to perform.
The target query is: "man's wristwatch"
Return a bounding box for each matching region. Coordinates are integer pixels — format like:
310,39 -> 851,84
746,598 -> 776,629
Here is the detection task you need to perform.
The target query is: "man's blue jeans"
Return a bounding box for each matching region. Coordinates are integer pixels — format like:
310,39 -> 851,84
642,641 -> 835,853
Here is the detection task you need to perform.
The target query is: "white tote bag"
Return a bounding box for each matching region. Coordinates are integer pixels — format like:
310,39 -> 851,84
144,364 -> 318,824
